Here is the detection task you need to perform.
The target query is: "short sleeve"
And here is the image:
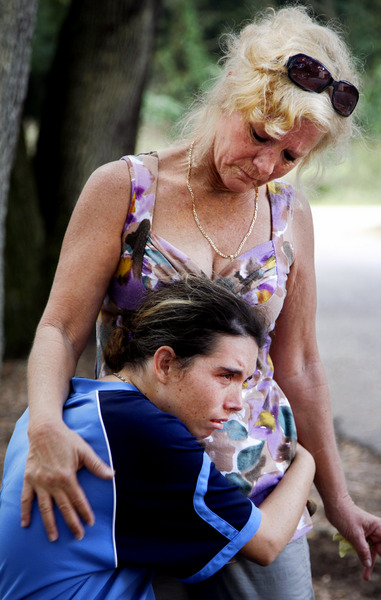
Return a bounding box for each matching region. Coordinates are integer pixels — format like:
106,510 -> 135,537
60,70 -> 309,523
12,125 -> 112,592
97,390 -> 262,582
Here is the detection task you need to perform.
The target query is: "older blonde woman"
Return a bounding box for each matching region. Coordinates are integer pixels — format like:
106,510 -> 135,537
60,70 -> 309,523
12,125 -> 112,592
22,5 -> 380,600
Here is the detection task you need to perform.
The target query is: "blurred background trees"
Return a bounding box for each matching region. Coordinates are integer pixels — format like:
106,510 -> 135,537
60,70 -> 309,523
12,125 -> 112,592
1,0 -> 381,361
0,0 -> 39,364
3,0 -> 160,360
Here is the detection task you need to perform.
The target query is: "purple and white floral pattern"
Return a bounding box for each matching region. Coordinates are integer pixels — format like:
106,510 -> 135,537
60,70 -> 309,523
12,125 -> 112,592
96,154 -> 312,539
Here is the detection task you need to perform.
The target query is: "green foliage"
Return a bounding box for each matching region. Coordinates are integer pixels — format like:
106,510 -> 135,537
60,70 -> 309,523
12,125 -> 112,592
144,0 -> 381,137
145,0 -> 273,133
27,0 -> 381,136
285,141 -> 381,205
23,0 -> 381,186
151,1 -> 209,97
193,0 -> 261,51
314,141 -> 381,205
304,0 -> 381,134
146,0 -> 214,126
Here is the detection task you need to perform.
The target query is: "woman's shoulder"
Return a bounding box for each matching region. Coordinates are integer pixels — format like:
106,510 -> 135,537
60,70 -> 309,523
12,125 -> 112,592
76,160 -> 133,211
292,185 -> 313,223
92,158 -> 130,177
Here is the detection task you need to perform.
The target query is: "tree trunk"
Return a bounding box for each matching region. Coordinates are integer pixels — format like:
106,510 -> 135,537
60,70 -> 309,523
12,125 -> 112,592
0,0 -> 38,368
35,0 -> 161,286
4,130 -> 45,358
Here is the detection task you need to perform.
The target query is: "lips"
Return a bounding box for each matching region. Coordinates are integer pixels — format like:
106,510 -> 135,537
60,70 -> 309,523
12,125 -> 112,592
238,166 -> 259,185
239,166 -> 254,179
210,419 -> 227,430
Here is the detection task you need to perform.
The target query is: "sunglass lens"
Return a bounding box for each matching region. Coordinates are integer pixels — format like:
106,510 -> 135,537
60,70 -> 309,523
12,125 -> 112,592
332,82 -> 359,117
289,55 -> 331,93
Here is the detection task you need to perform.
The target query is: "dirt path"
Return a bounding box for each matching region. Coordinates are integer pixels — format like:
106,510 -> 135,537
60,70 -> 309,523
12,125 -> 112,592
1,356 -> 380,599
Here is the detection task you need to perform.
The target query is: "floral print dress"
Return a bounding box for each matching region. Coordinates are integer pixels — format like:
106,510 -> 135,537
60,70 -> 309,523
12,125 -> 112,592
96,152 -> 312,539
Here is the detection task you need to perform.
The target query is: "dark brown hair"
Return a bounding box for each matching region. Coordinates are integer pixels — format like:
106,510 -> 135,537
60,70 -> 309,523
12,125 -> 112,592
104,276 -> 267,372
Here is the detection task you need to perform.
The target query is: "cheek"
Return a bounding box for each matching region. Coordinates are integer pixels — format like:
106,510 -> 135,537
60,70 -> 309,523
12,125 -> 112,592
175,381 -> 206,414
276,161 -> 297,178
218,132 -> 250,162
187,389 -> 215,420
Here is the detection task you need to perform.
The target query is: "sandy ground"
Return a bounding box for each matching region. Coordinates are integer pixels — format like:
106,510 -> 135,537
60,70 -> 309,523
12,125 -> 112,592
1,349 -> 380,599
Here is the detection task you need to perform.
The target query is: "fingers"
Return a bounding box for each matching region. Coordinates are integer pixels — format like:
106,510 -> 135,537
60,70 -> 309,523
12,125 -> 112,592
20,480 -> 35,529
36,490 -> 60,542
348,529 -> 381,580
81,446 -> 114,480
37,488 -> 87,542
21,426 -> 114,541
351,534 -> 371,568
23,479 -> 95,542
363,546 -> 378,581
57,479 -> 96,533
44,488 -> 88,542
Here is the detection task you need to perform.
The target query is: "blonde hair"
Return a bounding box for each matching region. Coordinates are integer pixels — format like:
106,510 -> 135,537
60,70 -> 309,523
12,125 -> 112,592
179,5 -> 362,171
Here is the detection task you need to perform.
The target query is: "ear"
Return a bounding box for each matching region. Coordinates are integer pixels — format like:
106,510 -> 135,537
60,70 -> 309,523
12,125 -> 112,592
152,346 -> 178,384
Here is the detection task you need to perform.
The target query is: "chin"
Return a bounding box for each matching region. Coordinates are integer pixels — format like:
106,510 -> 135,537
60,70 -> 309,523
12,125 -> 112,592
226,179 -> 251,194
197,430 -> 213,440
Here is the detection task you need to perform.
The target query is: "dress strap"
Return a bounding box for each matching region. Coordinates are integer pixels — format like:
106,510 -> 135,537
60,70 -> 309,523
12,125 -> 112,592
120,152 -> 159,231
267,179 -> 295,270
267,179 -> 295,235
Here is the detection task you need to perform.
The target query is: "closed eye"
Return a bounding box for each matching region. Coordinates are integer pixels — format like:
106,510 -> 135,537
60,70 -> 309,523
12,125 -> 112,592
284,151 -> 297,163
250,126 -> 268,143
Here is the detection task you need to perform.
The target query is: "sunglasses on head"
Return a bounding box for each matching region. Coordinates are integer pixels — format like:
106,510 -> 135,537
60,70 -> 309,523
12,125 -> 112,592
286,53 -> 359,117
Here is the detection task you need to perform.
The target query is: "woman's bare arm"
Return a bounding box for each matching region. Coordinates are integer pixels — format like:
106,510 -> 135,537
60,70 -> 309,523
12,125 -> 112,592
241,444 -> 315,565
22,160 -> 131,542
270,192 -> 381,577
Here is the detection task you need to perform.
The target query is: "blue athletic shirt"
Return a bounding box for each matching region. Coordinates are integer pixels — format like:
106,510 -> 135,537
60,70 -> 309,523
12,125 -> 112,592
0,378 -> 262,599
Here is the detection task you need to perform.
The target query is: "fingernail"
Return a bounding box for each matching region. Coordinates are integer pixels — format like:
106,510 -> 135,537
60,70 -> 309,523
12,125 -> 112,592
365,559 -> 372,568
49,534 -> 58,543
86,514 -> 95,527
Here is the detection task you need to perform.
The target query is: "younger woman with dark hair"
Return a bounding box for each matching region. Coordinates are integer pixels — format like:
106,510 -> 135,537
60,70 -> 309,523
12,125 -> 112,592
0,277 -> 315,600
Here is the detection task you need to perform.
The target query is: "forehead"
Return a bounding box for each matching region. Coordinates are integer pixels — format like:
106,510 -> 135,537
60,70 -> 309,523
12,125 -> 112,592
207,334 -> 258,372
283,120 -> 323,150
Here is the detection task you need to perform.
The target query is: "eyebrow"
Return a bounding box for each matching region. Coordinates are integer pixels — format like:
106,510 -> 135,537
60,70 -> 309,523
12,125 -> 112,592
219,367 -> 244,376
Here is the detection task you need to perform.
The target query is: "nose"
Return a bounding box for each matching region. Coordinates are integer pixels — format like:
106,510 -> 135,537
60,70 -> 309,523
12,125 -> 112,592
252,149 -> 276,179
224,388 -> 243,413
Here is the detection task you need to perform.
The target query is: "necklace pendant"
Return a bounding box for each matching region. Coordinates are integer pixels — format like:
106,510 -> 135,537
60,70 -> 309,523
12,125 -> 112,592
229,255 -> 235,262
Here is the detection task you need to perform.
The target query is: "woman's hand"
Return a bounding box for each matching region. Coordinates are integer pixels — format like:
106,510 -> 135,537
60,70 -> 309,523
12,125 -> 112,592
325,495 -> 381,580
21,422 -> 114,542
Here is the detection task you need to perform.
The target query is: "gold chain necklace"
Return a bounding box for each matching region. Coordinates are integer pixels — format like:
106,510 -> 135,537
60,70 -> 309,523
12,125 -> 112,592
186,141 -> 258,262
